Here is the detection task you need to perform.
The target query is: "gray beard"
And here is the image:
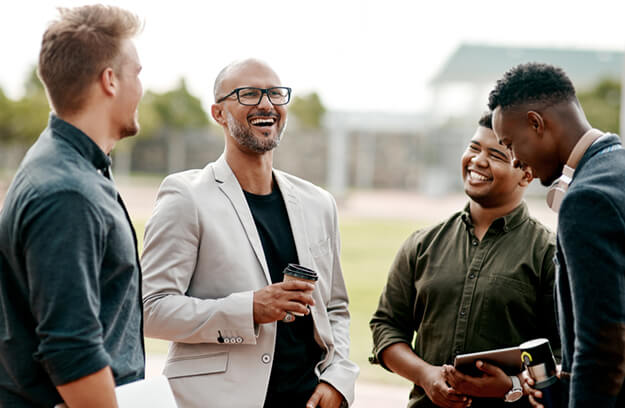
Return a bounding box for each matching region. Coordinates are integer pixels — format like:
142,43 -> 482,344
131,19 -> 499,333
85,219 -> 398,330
226,112 -> 286,153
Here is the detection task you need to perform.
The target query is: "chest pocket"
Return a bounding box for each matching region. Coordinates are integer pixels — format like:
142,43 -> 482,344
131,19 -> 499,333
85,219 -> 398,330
310,237 -> 331,258
478,274 -> 537,345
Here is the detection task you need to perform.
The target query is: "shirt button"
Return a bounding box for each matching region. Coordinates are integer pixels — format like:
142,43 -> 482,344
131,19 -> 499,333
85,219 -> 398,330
472,239 -> 478,246
469,273 -> 475,279
460,310 -> 466,316
455,349 -> 460,355
261,353 -> 271,364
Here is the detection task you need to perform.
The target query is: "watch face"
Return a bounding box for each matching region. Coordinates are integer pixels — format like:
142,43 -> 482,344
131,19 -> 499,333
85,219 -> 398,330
505,390 -> 523,402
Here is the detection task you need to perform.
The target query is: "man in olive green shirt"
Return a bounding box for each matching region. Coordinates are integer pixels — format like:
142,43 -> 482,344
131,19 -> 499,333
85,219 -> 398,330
370,112 -> 559,408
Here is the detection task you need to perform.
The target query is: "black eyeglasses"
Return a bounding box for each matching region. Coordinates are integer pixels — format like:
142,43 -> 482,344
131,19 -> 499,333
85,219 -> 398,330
216,87 -> 292,106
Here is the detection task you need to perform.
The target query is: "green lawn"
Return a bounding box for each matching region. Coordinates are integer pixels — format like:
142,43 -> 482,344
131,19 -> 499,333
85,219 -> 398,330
339,218 -> 422,385
140,217 -> 426,385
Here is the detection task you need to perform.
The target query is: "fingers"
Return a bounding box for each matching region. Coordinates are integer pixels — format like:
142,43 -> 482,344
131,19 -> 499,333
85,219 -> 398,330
442,365 -> 471,390
305,389 -> 321,408
278,281 -> 316,309
428,369 -> 470,408
522,373 -> 543,402
431,389 -> 469,408
253,283 -> 316,324
475,360 -> 503,376
280,279 -> 315,292
284,300 -> 311,316
528,393 -> 545,408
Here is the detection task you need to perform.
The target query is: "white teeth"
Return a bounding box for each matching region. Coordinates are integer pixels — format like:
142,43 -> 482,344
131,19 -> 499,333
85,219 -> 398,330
250,118 -> 275,125
469,171 -> 489,182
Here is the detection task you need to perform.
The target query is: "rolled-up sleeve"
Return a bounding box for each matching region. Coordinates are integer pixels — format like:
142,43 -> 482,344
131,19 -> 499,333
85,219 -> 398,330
23,191 -> 111,386
370,231 -> 419,370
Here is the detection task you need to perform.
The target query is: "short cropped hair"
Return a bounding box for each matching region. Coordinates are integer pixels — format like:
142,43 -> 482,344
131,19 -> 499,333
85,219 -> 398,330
478,111 -> 492,129
488,63 -> 577,111
38,5 -> 142,115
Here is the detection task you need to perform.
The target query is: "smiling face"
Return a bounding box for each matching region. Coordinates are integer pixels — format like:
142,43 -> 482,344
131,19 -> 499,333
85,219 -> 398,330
461,125 -> 530,207
492,106 -> 561,186
212,61 -> 287,154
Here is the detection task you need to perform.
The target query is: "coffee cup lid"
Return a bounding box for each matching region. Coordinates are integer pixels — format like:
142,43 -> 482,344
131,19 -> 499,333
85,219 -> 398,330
283,263 -> 318,281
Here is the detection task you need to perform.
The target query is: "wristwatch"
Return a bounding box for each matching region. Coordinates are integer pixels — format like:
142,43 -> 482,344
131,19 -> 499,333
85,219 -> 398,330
504,375 -> 523,402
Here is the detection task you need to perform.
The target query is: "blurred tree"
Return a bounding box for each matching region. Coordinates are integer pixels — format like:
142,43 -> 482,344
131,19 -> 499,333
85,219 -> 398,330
290,92 -> 326,129
0,87 -> 15,143
121,78 -> 211,174
578,78 -> 620,134
136,78 -> 211,140
0,67 -> 49,146
11,68 -> 50,145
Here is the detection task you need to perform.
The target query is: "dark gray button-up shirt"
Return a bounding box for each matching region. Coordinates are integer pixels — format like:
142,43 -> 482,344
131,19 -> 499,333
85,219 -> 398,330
0,115 -> 144,407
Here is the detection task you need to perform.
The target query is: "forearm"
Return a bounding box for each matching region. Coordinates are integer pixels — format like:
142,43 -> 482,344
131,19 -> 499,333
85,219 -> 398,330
381,342 -> 431,387
570,320 -> 625,407
558,191 -> 625,405
57,366 -> 117,408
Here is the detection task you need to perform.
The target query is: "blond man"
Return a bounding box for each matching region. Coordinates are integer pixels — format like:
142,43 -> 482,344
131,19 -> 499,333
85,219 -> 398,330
0,5 -> 145,407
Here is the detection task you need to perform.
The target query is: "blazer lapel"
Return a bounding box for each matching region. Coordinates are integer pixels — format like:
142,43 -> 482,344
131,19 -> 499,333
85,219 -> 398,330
274,171 -> 314,271
212,155 -> 271,284
274,171 -> 327,322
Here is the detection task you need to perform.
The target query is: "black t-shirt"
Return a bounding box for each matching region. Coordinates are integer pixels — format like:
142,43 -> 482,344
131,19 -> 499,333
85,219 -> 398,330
244,185 -> 322,407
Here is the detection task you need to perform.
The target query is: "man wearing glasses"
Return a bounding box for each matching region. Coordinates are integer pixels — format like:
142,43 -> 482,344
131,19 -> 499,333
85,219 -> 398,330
141,59 -> 358,408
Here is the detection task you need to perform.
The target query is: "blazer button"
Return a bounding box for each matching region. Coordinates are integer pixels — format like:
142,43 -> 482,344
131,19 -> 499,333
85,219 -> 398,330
223,337 -> 230,344
236,336 -> 243,343
261,353 -> 271,364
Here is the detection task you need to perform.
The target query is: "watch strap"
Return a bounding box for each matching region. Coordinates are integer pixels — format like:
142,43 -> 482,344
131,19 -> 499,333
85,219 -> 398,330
504,375 -> 523,402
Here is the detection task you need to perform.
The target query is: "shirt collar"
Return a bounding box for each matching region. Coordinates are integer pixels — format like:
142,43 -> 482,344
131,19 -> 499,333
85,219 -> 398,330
49,113 -> 111,171
461,201 -> 529,233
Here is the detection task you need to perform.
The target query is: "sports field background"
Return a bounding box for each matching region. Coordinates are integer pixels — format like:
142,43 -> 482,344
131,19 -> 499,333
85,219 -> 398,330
1,172 -> 556,389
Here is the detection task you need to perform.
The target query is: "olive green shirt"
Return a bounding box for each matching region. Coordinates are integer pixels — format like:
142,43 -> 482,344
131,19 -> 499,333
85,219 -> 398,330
370,202 -> 559,407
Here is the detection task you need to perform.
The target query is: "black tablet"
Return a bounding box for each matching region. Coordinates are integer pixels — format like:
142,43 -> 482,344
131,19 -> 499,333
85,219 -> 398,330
454,346 -> 523,376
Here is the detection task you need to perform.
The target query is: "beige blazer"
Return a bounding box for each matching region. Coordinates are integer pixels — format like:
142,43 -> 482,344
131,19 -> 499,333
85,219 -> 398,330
142,155 -> 359,408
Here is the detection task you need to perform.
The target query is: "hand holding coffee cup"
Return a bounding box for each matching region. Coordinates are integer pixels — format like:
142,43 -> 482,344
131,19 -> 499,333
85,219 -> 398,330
283,264 -> 318,317
252,277 -> 315,325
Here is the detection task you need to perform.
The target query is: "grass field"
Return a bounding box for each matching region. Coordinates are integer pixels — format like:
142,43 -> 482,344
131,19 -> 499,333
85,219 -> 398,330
139,216 -> 425,385
1,170 -> 424,385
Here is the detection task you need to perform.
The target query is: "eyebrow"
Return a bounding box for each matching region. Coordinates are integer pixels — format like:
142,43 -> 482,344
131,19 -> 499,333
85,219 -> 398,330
470,140 -> 510,160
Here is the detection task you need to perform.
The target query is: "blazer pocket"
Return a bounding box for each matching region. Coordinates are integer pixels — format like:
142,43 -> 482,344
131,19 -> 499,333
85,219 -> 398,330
164,352 -> 229,379
310,237 -> 331,258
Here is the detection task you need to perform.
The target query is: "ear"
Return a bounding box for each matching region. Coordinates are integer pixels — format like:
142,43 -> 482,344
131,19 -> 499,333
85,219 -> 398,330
526,111 -> 544,136
211,103 -> 227,126
99,67 -> 117,97
518,164 -> 534,187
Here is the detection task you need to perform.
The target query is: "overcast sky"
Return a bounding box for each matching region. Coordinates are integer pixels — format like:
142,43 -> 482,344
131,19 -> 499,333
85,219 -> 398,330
2,0 -> 624,113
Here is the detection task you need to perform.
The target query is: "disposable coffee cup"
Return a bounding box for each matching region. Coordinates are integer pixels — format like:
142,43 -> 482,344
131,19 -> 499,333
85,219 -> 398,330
283,263 -> 318,316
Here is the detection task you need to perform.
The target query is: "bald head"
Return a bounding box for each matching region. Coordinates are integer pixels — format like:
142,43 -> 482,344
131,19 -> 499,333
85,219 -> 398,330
213,58 -> 281,101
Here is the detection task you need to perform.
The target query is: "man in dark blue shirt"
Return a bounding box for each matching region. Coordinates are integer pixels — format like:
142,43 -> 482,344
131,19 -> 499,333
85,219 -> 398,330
490,63 -> 625,408
0,5 -> 145,407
